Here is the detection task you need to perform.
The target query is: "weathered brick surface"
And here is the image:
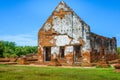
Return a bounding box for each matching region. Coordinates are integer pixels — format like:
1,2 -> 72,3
38,1 -> 117,66
0,58 -> 10,62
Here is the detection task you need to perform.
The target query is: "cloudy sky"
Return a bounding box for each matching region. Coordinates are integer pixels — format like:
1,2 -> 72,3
0,0 -> 120,46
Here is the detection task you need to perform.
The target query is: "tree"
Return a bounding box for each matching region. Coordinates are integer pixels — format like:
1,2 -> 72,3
0,40 -> 38,57
117,47 -> 120,54
0,41 -> 4,57
15,46 -> 25,56
3,41 -> 16,58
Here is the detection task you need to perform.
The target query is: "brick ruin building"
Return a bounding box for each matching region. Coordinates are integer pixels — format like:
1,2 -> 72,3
38,1 -> 117,66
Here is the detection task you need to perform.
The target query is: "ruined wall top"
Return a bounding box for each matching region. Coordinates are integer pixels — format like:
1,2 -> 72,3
54,1 -> 73,12
91,32 -> 116,41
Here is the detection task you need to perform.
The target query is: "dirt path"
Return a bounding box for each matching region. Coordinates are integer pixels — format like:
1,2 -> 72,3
13,64 -> 95,68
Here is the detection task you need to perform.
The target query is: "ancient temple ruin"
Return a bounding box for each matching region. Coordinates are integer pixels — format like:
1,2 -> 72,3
38,1 -> 117,66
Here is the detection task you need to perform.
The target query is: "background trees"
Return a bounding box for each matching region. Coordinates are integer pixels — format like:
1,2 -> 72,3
117,47 -> 120,58
117,47 -> 120,54
0,40 -> 37,58
0,41 -> 4,57
3,41 -> 16,58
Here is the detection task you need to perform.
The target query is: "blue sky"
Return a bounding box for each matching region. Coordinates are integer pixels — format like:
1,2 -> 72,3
0,0 -> 120,46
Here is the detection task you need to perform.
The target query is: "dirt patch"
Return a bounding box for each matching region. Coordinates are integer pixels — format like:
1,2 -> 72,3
13,64 -> 95,68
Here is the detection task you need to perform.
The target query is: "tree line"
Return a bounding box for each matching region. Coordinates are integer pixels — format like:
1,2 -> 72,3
0,40 -> 37,58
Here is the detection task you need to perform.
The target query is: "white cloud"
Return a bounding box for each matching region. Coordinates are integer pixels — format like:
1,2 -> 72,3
0,32 -> 37,46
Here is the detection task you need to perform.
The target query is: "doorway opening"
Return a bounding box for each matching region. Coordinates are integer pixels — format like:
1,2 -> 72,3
102,49 -> 105,59
60,47 -> 65,59
74,45 -> 82,63
44,47 -> 51,61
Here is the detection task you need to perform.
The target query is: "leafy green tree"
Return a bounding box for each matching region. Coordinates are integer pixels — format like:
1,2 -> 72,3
0,41 -> 4,57
0,40 -> 38,57
15,46 -> 25,56
24,46 -> 37,54
3,41 -> 16,58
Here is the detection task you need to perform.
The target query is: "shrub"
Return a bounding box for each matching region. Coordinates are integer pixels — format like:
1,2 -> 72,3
3,53 -> 10,58
96,64 -> 111,68
10,54 -> 18,58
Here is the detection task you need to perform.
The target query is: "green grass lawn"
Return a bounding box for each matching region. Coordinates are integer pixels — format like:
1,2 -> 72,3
0,65 -> 120,80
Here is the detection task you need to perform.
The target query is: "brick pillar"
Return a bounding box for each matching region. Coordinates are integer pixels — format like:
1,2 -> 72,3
82,51 -> 91,66
38,47 -> 44,64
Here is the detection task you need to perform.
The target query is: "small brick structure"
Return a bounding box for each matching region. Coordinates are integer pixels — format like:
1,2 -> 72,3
113,59 -> 120,72
37,1 -> 117,66
0,58 -> 10,62
0,58 -> 17,65
18,54 -> 38,65
18,57 -> 28,65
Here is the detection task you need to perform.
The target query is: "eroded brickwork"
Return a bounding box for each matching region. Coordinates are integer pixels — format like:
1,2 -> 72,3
38,1 -> 117,66
90,33 -> 117,63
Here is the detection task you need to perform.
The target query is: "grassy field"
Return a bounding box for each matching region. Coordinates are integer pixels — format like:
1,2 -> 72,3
0,65 -> 120,80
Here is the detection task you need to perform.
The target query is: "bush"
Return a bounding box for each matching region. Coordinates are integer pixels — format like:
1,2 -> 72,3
3,53 -> 11,58
10,54 -> 18,58
96,64 -> 111,68
118,54 -> 120,59
3,53 -> 18,58
117,47 -> 120,55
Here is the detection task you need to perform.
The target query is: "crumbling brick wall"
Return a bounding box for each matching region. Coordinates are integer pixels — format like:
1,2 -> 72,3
90,33 -> 117,62
38,1 -> 117,66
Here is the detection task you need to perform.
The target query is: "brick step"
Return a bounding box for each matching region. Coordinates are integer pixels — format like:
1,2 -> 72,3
108,59 -> 120,64
0,58 -> 10,62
